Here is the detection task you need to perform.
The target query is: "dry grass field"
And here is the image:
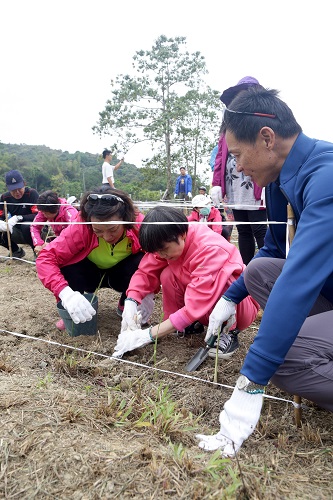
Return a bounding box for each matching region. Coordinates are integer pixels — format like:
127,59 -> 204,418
0,245 -> 332,499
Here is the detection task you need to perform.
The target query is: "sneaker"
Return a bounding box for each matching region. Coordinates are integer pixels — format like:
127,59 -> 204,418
56,319 -> 66,330
116,303 -> 124,317
11,248 -> 26,259
208,328 -> 240,359
175,321 -> 205,337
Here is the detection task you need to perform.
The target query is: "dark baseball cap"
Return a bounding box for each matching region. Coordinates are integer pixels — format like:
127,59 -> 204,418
220,76 -> 260,106
5,170 -> 25,191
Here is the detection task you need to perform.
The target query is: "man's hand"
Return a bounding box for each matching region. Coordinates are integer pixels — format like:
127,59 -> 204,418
113,328 -> 152,358
196,375 -> 264,456
188,192 -> 192,199
205,296 -> 236,342
59,286 -> 96,324
174,193 -> 177,199
121,298 -> 140,332
7,215 -> 23,234
210,186 -> 223,206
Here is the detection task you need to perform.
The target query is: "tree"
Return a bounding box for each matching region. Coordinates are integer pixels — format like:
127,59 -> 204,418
93,35 -> 221,193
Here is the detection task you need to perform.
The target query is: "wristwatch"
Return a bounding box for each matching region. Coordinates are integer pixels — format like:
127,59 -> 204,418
236,375 -> 265,394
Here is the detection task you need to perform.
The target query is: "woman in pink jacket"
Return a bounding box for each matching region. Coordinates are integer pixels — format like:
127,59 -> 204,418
36,188 -> 145,330
113,206 -> 259,358
31,191 -> 79,256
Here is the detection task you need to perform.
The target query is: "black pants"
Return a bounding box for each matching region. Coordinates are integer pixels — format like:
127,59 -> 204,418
232,209 -> 267,265
0,225 -> 34,253
61,252 -> 144,306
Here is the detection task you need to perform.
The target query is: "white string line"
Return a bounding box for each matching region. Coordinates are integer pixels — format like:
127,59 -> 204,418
0,327 -> 302,409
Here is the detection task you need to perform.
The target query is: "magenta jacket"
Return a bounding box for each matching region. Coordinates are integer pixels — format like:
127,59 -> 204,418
30,198 -> 79,247
126,223 -> 259,331
212,135 -> 263,201
187,206 -> 222,234
36,214 -> 142,300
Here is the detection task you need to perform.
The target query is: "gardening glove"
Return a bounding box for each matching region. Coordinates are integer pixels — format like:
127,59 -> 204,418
7,215 -> 23,234
0,220 -> 7,232
174,193 -> 177,199
112,328 -> 152,358
138,293 -> 154,324
59,286 -> 96,324
205,296 -> 236,342
187,192 -> 192,199
210,186 -> 223,206
196,375 -> 264,457
121,298 -> 141,332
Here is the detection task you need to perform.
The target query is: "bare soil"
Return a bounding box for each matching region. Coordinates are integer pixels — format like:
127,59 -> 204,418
0,244 -> 332,499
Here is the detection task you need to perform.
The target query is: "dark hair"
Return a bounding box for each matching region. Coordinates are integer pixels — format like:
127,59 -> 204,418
222,87 -> 302,143
139,206 -> 188,253
80,187 -> 136,229
102,149 -> 112,159
37,191 -> 60,214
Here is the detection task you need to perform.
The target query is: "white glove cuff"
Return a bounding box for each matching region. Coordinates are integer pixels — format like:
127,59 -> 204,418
59,286 -> 73,301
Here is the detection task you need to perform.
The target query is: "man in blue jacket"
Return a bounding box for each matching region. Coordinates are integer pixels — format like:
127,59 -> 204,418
174,167 -> 192,200
196,86 -> 333,457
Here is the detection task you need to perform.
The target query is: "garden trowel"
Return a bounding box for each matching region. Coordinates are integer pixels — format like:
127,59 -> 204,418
185,322 -> 227,372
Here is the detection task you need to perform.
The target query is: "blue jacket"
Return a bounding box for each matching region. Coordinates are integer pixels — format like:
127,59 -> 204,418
174,174 -> 192,195
225,133 -> 333,385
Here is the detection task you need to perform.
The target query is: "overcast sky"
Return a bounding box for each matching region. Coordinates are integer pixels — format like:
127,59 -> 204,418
1,0 -> 332,169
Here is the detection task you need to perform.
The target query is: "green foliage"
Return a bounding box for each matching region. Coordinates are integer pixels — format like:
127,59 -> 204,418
93,35 -> 221,192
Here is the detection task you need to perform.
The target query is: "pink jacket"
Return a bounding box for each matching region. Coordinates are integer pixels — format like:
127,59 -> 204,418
30,198 -> 79,247
36,214 -> 142,300
187,206 -> 222,234
127,224 -> 255,330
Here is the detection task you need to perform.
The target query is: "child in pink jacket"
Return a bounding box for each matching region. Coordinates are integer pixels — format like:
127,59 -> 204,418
113,206 -> 259,358
31,191 -> 78,256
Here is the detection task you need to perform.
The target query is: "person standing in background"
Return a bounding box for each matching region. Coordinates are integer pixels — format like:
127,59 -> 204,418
210,77 -> 267,265
101,149 -> 124,190
174,167 -> 192,201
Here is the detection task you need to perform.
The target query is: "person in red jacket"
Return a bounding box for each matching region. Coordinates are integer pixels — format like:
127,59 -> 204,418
35,188 -> 145,330
187,194 -> 222,235
113,206 -> 259,358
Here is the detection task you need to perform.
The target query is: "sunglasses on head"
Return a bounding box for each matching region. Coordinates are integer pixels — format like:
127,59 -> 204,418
87,194 -> 124,205
225,107 -> 276,119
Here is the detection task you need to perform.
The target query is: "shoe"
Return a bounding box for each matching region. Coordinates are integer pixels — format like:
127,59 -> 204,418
176,321 -> 205,337
208,328 -> 240,359
56,319 -> 66,330
11,248 -> 26,259
116,303 -> 124,317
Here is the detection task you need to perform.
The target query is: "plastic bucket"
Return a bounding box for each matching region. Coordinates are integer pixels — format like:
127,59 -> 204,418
57,293 -> 98,337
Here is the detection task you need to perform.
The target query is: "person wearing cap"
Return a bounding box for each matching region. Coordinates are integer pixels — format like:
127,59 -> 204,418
101,149 -> 124,190
0,170 -> 39,259
197,85 -> 333,458
113,206 -> 259,358
174,167 -> 192,201
210,77 -> 268,266
187,194 -> 223,235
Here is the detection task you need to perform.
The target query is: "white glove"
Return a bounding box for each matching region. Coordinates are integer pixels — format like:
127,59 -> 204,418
59,286 -> 96,324
0,220 -> 7,232
7,215 -> 23,234
205,296 -> 236,341
210,186 -> 223,206
112,328 -> 152,358
121,298 -> 140,332
196,376 -> 264,456
138,293 -> 154,324
187,192 -> 192,199
174,193 -> 177,199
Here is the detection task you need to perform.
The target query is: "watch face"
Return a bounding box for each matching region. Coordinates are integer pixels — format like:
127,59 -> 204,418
237,375 -> 249,390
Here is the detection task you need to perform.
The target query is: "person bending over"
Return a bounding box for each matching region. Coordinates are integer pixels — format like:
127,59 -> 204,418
113,206 -> 259,358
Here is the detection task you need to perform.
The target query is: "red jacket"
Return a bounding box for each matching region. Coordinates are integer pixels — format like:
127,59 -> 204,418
187,206 -> 222,234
